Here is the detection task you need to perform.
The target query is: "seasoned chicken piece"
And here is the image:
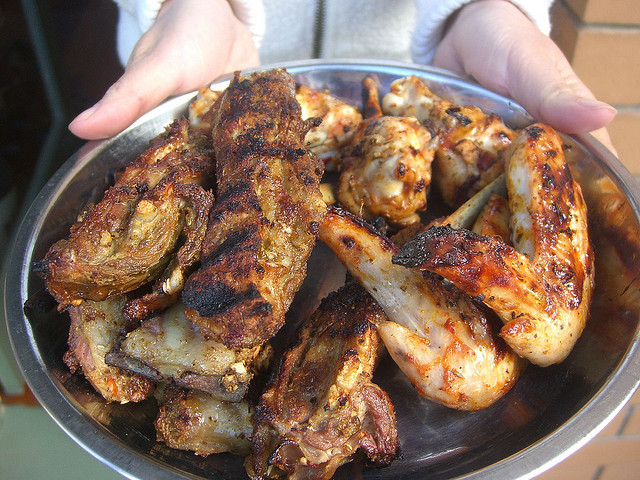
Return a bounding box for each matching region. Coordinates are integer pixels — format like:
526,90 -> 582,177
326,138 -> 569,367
63,296 -> 154,403
471,193 -> 511,242
247,281 -> 398,480
105,302 -> 270,401
337,77 -> 435,227
394,124 -> 594,366
382,75 -> 514,207
183,69 -> 326,349
188,86 -> 222,135
296,84 -> 363,171
40,119 -> 215,308
319,206 -> 524,411
155,387 -> 253,456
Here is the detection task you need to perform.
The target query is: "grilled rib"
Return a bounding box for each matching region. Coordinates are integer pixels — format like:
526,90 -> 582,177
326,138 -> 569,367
183,69 -> 326,349
247,281 -> 398,480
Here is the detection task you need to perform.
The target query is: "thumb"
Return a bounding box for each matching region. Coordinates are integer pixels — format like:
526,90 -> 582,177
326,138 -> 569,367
68,60 -> 180,140
505,37 -> 616,134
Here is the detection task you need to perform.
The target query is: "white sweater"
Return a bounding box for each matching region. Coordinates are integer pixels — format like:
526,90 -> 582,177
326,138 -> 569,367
114,0 -> 553,67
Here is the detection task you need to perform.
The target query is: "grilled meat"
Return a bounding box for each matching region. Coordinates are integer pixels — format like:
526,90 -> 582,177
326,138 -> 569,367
63,296 -> 154,403
394,124 -> 594,366
247,281 -> 398,479
155,387 -> 254,456
188,86 -> 222,135
382,75 -> 514,207
183,69 -> 326,350
296,84 -> 363,171
337,77 -> 435,227
471,193 -> 511,242
106,301 -> 271,401
319,206 -> 524,410
41,118 -> 215,308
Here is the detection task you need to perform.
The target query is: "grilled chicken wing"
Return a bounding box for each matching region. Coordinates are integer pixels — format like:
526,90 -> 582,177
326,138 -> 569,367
63,296 -> 154,403
106,301 -> 270,401
337,77 -> 435,227
188,86 -> 222,135
382,75 -> 514,207
247,282 -> 398,480
394,124 -> 594,366
319,206 -> 523,410
155,387 -> 254,456
182,69 -> 326,350
296,84 -> 363,171
471,193 -> 511,242
40,119 -> 215,308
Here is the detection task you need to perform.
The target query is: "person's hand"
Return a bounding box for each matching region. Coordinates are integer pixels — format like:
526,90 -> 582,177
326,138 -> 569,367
433,0 -> 616,152
69,0 -> 259,140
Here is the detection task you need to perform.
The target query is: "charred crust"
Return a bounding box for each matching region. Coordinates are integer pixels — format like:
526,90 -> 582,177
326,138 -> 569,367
526,125 -> 544,140
182,280 -> 261,317
445,107 -> 471,126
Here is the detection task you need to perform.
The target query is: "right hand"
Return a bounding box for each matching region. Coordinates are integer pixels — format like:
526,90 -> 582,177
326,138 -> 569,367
69,0 -> 259,140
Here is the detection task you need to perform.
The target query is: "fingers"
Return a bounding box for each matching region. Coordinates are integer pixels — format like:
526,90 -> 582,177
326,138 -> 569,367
433,0 -> 616,136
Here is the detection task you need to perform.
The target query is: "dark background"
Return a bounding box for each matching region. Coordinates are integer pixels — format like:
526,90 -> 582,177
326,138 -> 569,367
0,0 -> 122,238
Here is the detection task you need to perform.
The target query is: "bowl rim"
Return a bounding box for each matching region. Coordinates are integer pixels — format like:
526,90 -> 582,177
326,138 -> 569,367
5,58 -> 640,480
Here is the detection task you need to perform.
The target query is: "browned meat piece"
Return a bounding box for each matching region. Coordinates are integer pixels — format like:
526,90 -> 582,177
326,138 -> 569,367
106,301 -> 271,401
382,75 -> 514,207
40,118 -> 215,308
394,124 -> 594,366
337,77 -> 435,227
471,193 -> 511,242
247,282 -> 398,479
63,296 -> 154,403
319,206 -> 524,411
183,69 -> 326,350
188,86 -> 222,135
296,84 -> 363,171
155,387 -> 253,456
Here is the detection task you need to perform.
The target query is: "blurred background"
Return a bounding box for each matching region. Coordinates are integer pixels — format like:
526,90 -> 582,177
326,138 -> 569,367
0,0 -> 638,478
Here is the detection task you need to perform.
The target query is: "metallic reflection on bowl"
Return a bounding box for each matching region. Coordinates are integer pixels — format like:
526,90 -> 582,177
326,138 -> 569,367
5,60 -> 640,480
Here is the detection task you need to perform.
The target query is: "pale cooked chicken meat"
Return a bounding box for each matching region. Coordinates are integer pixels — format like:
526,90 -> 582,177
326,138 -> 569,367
319,206 -> 524,411
40,118 -> 215,308
247,281 -> 398,480
337,77 -> 435,227
182,69 -> 326,350
296,84 -> 363,171
63,296 -> 154,403
382,75 -> 514,207
394,124 -> 594,366
155,387 -> 254,456
106,301 -> 270,401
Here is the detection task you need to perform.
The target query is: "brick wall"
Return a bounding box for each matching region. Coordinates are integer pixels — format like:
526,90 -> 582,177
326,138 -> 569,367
550,0 -> 640,174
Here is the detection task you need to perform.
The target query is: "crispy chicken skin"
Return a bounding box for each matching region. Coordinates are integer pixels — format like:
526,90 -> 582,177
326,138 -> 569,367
183,69 -> 326,350
337,77 -> 435,227
394,124 -> 594,366
382,75 -> 514,207
155,387 -> 254,456
247,282 -> 398,480
40,118 -> 215,308
63,296 -> 154,403
319,206 -> 523,411
296,84 -> 363,171
471,193 -> 511,242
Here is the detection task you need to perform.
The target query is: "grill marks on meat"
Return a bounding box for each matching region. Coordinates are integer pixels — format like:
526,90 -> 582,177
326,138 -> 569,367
183,70 -> 326,349
247,282 -> 398,480
41,118 -> 215,308
394,124 -> 594,366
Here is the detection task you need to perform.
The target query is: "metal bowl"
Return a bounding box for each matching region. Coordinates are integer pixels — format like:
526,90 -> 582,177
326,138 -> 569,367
6,60 -> 640,480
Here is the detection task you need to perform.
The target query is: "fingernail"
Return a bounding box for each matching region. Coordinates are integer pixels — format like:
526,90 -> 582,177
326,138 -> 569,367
576,97 -> 617,113
70,103 -> 100,126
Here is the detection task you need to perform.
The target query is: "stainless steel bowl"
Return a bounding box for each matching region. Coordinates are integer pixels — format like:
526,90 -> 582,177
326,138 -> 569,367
6,60 -> 640,480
